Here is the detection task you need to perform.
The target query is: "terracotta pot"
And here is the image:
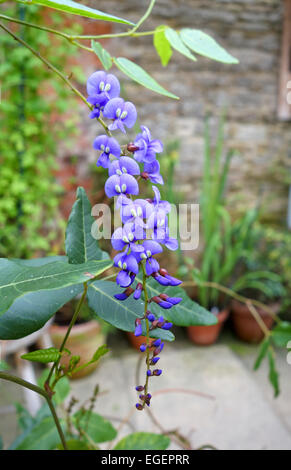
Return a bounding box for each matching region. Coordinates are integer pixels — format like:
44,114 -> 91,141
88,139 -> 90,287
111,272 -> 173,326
126,332 -> 147,351
231,300 -> 279,343
187,309 -> 229,346
50,320 -> 106,379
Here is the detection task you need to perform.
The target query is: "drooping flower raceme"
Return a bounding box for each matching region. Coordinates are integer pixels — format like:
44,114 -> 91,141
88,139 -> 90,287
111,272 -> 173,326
87,70 -> 182,410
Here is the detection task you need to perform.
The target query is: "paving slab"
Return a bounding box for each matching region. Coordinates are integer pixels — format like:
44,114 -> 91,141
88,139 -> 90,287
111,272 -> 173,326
1,340 -> 291,450
70,345 -> 291,450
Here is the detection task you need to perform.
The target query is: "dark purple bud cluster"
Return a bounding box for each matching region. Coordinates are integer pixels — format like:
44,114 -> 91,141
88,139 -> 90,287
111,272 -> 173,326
135,338 -> 165,410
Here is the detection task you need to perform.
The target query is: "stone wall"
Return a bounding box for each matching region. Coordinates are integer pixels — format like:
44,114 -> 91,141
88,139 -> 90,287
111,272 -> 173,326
70,0 -> 291,224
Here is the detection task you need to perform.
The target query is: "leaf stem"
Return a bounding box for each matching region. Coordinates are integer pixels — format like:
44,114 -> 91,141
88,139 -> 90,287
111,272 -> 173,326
45,282 -> 88,387
0,371 -> 67,450
0,21 -> 90,108
182,280 -> 280,323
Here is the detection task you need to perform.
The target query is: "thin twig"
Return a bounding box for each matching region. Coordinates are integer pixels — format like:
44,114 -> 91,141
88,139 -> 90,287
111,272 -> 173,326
182,280 -> 280,322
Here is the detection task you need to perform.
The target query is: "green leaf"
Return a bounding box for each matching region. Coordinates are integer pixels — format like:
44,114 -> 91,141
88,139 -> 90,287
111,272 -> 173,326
165,28 -> 196,61
113,57 -> 179,100
0,258 -> 112,316
180,29 -> 239,64
272,321 -> 291,348
0,283 -> 83,340
14,417 -> 64,450
91,344 -> 109,362
87,281 -> 174,341
0,359 -> 9,370
15,403 -> 35,431
153,25 -> 172,66
38,370 -> 70,405
144,279 -> 217,327
114,432 -> 170,450
91,41 -> 112,71
21,348 -> 61,364
19,0 -> 134,25
267,348 -> 280,398
253,338 -> 270,371
0,436 -> 3,450
65,187 -> 109,264
72,410 -> 117,443
57,439 -> 91,450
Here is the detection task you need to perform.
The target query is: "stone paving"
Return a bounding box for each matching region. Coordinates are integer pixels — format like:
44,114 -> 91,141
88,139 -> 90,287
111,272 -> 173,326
1,329 -> 291,450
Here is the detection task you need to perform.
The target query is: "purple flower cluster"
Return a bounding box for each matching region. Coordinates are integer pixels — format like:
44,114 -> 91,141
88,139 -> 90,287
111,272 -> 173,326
87,70 -> 182,410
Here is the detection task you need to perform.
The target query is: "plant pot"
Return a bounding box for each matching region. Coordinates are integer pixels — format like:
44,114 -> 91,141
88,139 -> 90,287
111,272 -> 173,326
187,309 -> 229,346
126,332 -> 147,351
231,300 -> 279,343
49,320 -> 106,379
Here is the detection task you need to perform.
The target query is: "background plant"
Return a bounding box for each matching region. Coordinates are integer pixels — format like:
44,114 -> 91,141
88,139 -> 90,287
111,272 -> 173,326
0,3 -> 83,258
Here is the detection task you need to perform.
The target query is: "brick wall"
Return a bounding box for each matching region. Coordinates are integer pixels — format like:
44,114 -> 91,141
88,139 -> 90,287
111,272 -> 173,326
67,0 -> 291,224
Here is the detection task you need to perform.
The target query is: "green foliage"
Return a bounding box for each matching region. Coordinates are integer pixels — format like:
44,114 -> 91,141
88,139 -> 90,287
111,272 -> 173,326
65,187 -> 109,264
72,410 -> 117,443
113,57 -> 179,100
19,0 -> 134,25
21,347 -> 61,363
0,257 -> 112,315
14,416 -> 65,450
38,369 -> 70,405
0,276 -> 82,340
188,116 -> 284,309
144,278 -> 217,327
87,280 -> 174,341
0,5 -> 79,258
180,29 -> 239,64
271,322 -> 291,348
164,27 -> 197,62
153,25 -> 172,67
114,432 -> 170,450
91,41 -> 112,71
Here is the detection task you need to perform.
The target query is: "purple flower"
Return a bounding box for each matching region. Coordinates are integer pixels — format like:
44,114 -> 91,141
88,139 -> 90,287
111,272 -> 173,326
118,197 -> 152,226
139,240 -> 163,275
93,135 -> 121,168
103,97 -> 137,133
105,173 -> 139,198
134,126 -> 163,163
114,250 -> 139,275
87,71 -> 120,106
111,223 -> 144,253
162,322 -> 173,330
134,322 -> 143,337
116,270 -> 136,288
108,156 -> 140,177
142,160 -> 164,185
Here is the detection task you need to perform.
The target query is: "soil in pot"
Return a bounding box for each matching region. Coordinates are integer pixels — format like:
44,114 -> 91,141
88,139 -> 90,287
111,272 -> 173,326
50,301 -> 106,379
231,299 -> 279,343
187,308 -> 229,346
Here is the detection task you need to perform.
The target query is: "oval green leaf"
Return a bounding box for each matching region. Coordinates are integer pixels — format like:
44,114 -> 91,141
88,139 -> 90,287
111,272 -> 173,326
21,347 -> 61,364
65,187 -> 110,264
19,0 -> 134,25
114,57 -> 179,100
180,29 -> 239,64
153,25 -> 172,67
0,258 -> 112,316
165,27 -> 196,61
114,432 -> 170,450
91,41 -> 112,71
87,280 -> 174,341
